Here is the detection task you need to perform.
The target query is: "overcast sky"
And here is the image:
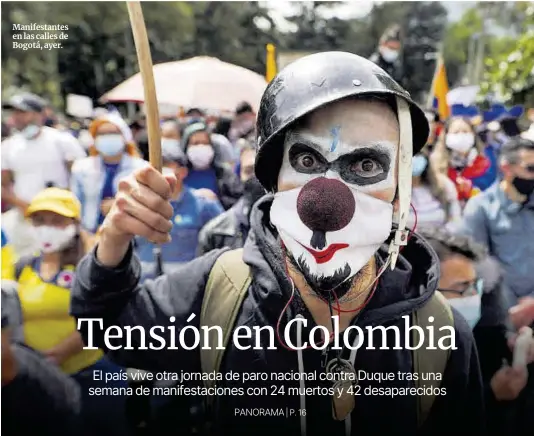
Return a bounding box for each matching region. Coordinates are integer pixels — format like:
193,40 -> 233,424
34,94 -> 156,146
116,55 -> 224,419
264,1 -> 475,32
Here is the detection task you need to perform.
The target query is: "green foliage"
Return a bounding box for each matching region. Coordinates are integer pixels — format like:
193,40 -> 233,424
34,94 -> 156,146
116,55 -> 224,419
480,4 -> 534,105
4,1 -> 505,111
443,0 -> 534,106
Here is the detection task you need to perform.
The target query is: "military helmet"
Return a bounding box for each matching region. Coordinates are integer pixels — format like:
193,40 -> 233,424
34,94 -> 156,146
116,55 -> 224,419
255,51 -> 429,192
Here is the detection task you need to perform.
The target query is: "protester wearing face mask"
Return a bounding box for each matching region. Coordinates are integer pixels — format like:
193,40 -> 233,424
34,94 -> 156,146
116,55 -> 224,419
161,119 -> 181,159
1,93 -> 85,258
134,149 -> 223,281
181,122 -> 242,209
198,142 -> 265,255
454,138 -> 534,325
434,116 -> 498,203
422,227 -> 534,436
70,112 -> 147,234
409,147 -> 461,230
5,188 -> 129,436
369,24 -> 404,86
72,52 -> 485,435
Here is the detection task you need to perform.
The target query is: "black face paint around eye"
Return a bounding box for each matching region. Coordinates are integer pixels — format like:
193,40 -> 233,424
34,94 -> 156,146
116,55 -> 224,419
334,148 -> 390,185
288,142 -> 392,186
289,143 -> 330,174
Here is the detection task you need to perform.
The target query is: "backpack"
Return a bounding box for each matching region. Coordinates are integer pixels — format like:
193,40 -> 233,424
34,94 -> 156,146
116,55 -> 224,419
200,249 -> 454,428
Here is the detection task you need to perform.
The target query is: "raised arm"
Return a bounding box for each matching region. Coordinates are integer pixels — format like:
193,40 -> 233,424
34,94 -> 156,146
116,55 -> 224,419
70,166 -> 225,372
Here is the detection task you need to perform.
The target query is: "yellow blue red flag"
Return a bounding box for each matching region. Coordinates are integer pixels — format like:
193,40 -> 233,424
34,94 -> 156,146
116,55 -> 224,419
430,57 -> 450,120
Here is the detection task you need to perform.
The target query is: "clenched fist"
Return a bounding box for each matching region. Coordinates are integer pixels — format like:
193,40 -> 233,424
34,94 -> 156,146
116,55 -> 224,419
97,166 -> 177,267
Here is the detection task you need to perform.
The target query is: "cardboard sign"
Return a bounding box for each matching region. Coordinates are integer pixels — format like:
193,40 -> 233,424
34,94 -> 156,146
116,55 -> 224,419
66,94 -> 93,119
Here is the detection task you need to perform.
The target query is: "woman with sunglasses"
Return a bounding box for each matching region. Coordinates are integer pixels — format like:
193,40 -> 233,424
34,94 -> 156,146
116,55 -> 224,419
420,227 -> 534,436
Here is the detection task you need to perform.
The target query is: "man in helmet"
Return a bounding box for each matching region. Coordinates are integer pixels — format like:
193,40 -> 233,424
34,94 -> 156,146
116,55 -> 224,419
71,52 -> 484,435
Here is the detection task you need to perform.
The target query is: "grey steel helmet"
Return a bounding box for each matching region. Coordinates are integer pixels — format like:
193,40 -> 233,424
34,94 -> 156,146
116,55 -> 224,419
254,51 -> 429,192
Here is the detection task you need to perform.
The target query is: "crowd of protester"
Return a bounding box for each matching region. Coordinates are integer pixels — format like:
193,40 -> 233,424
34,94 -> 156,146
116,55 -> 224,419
1,89 -> 534,435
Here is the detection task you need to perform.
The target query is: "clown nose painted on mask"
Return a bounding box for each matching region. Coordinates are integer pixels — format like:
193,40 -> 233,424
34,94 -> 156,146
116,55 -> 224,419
296,177 -> 354,257
270,177 -> 393,293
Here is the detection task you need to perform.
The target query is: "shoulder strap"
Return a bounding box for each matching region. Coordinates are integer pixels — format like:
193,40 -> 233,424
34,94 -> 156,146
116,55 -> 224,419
200,248 -> 252,403
413,291 -> 454,428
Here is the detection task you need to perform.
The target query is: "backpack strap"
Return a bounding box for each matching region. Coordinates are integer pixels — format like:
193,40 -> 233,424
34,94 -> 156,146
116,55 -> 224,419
412,291 -> 454,428
200,248 -> 252,407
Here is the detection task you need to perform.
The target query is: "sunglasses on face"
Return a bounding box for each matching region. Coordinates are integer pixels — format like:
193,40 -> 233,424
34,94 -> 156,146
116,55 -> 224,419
438,278 -> 483,297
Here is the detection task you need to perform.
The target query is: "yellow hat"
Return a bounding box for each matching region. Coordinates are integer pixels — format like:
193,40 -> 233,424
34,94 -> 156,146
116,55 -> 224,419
25,188 -> 81,220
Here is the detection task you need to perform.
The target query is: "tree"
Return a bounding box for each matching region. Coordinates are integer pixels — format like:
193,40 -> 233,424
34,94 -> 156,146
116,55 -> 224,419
1,1 -> 278,109
401,1 -> 448,103
443,1 -> 534,89
480,4 -> 534,105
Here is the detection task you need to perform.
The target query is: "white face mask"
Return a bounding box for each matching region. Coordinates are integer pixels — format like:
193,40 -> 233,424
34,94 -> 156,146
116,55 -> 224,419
94,134 -> 125,157
270,179 -> 393,292
380,47 -> 399,63
21,124 -> 41,140
31,224 -> 77,253
187,144 -> 214,170
161,138 -> 181,160
447,293 -> 482,329
445,132 -> 475,154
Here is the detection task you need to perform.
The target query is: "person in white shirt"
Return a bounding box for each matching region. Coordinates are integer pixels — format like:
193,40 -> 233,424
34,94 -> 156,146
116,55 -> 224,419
70,112 -> 147,234
1,93 -> 85,257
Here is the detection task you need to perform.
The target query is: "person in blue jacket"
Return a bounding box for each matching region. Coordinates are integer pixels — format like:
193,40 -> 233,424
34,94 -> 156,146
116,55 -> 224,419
134,145 -> 223,282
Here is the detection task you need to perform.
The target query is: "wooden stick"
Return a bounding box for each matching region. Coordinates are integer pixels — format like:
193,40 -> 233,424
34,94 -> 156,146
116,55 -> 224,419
127,1 -> 162,172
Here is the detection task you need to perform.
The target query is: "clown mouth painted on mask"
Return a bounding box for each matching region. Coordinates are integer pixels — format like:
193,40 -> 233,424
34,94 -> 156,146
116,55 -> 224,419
270,115 -> 397,299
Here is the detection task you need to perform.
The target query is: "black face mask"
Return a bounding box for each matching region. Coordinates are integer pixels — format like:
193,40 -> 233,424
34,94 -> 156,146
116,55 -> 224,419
512,176 -> 534,196
242,177 -> 265,206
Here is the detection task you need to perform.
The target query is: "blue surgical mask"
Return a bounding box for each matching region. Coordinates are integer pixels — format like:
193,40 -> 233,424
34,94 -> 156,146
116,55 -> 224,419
94,134 -> 125,157
448,293 -> 482,329
412,154 -> 428,177
21,124 -> 40,139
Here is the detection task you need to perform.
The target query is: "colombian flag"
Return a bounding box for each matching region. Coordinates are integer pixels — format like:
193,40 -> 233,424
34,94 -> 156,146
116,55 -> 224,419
265,43 -> 277,83
430,56 -> 450,120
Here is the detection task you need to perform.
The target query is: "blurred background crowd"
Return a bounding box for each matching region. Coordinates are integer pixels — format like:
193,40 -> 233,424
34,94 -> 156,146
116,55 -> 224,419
1,1 -> 534,436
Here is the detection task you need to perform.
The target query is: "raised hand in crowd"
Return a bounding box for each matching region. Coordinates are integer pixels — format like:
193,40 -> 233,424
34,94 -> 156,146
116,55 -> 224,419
98,165 -> 176,267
